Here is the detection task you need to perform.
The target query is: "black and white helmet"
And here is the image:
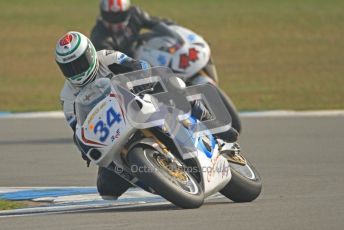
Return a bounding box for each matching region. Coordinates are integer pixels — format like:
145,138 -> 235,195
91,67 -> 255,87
100,0 -> 131,32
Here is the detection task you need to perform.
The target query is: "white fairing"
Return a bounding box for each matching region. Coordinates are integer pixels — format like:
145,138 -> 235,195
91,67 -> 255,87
74,68 -> 231,198
135,25 -> 211,79
75,80 -> 136,167
193,139 -> 232,197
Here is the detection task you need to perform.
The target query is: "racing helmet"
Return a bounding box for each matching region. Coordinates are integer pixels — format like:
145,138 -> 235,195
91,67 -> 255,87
100,0 -> 131,32
55,31 -> 99,87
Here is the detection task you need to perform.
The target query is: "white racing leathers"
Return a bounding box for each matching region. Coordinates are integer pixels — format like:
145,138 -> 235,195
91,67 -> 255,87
60,50 -> 145,130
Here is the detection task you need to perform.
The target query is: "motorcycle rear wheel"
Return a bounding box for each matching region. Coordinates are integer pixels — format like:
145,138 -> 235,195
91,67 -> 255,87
127,146 -> 204,209
218,88 -> 242,133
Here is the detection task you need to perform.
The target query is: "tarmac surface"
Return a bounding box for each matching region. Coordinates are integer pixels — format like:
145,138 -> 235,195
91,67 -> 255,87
0,116 -> 344,229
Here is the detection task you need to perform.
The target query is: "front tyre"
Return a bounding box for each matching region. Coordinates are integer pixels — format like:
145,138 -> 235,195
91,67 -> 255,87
220,155 -> 262,202
127,146 -> 204,209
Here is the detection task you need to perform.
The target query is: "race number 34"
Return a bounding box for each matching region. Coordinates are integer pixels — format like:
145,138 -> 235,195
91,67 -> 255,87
94,107 -> 122,142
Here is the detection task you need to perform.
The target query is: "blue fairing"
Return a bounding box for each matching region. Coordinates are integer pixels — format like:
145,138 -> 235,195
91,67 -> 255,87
155,115 -> 217,159
189,116 -> 216,159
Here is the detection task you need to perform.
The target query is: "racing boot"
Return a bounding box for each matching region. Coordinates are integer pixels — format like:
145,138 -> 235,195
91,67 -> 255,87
97,167 -> 132,200
191,99 -> 239,143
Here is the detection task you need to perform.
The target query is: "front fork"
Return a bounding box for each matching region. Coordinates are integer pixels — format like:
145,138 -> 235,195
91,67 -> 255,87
218,141 -> 247,166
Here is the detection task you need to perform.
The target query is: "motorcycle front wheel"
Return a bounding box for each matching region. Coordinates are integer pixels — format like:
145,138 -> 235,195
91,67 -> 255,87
127,145 -> 204,209
220,154 -> 262,202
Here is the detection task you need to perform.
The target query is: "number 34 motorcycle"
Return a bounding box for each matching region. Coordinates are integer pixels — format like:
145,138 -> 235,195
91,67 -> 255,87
74,67 -> 262,209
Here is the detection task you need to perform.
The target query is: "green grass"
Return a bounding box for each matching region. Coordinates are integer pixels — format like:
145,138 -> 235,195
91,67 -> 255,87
0,0 -> 343,111
0,200 -> 26,210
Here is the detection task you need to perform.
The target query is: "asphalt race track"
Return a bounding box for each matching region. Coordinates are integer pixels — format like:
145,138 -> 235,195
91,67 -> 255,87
0,116 -> 344,230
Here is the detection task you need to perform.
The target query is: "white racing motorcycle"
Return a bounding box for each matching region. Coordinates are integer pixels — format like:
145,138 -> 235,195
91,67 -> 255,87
74,67 -> 261,209
134,24 -> 242,133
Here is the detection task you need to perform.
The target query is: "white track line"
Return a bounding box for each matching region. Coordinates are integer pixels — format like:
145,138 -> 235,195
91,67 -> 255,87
0,111 -> 64,119
0,202 -> 152,218
240,110 -> 344,117
0,187 -> 162,217
0,186 -> 224,218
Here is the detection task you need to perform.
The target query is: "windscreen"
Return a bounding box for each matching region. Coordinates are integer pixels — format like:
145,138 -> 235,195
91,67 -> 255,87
75,78 -> 111,125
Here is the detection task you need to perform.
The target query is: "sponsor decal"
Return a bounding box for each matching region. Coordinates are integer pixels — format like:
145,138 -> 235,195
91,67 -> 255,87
83,91 -> 97,102
83,94 -> 92,102
111,128 -> 121,142
115,128 -> 121,138
206,155 -> 229,182
87,101 -> 107,125
179,48 -> 199,69
62,54 -> 76,62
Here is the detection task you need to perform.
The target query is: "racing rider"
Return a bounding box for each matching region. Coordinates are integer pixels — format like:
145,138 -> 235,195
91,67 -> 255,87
55,31 -> 225,200
90,0 -> 175,55
56,31 -> 150,200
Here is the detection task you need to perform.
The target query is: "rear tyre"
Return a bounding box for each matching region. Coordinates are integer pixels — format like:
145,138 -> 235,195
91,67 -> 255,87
220,156 -> 262,202
127,146 -> 204,209
218,88 -> 242,133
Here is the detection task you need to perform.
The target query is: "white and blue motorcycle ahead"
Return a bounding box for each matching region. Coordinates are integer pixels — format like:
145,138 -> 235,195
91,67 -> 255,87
134,24 -> 242,133
74,67 -> 262,209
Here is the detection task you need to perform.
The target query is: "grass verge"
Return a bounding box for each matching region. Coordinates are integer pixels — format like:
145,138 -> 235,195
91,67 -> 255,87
0,0 -> 343,111
0,200 -> 26,211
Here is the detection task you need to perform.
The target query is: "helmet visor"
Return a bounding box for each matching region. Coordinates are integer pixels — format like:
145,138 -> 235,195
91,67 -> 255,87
101,10 -> 129,24
57,42 -> 95,79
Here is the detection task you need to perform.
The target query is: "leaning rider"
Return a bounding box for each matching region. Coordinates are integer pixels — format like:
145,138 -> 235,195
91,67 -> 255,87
55,31 -> 223,200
